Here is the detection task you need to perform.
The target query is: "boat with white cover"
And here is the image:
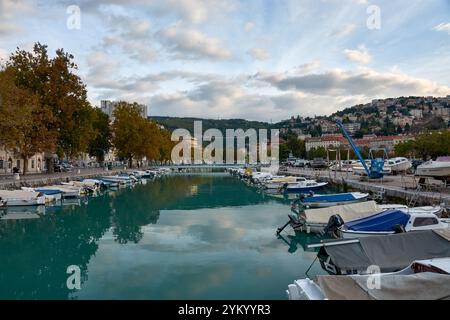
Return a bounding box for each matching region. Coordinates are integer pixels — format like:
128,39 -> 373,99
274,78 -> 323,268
0,190 -> 46,206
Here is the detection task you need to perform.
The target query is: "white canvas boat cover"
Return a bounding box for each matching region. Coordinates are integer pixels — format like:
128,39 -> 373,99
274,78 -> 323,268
0,190 -> 41,199
318,273 -> 450,300
320,230 -> 450,273
304,201 -> 381,224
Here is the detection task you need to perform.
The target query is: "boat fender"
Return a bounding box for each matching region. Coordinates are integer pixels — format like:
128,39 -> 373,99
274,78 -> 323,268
393,224 -> 406,234
324,214 -> 345,235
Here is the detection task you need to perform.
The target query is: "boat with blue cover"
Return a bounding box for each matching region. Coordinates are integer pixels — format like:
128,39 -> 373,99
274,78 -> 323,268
338,209 -> 450,238
295,192 -> 369,208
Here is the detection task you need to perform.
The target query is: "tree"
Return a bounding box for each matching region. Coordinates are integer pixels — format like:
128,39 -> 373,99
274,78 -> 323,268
111,102 -> 173,167
88,108 -> 112,164
7,43 -> 94,159
286,135 -> 306,158
0,69 -> 56,174
112,102 -> 145,168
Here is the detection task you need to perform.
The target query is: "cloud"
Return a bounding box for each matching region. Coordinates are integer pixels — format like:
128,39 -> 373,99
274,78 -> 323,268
244,22 -> 255,32
344,45 -> 372,64
433,22 -> 450,35
257,68 -> 450,97
0,48 -> 7,61
329,24 -> 356,38
70,0 -> 234,24
0,0 -> 33,19
294,60 -> 321,74
101,15 -> 156,62
157,24 -> 232,60
248,48 -> 269,60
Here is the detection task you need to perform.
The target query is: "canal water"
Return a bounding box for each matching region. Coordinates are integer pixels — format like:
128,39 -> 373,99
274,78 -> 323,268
0,174 -> 327,300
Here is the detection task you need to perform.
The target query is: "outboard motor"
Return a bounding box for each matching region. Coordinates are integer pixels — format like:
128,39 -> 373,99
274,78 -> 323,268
288,213 -> 303,229
393,224 -> 406,234
324,214 -> 345,236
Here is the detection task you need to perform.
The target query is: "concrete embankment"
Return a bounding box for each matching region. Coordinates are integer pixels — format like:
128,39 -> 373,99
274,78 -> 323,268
0,168 -> 127,190
282,168 -> 450,207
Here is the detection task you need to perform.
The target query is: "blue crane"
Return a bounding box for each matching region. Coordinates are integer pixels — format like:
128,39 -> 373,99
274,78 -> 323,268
335,121 -> 385,179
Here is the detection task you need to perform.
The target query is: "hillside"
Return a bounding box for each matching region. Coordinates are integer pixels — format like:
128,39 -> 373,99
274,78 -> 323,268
150,116 -> 274,134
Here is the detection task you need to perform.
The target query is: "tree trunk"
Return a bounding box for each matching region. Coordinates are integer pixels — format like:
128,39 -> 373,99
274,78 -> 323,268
129,156 -> 133,169
22,156 -> 28,175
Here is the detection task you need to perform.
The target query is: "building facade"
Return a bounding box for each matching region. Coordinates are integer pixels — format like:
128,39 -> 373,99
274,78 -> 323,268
100,100 -> 148,120
0,148 -> 46,174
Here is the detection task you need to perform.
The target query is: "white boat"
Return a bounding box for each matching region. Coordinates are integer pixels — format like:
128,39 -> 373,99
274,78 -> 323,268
384,157 -> 412,173
353,160 -> 392,176
251,172 -> 273,183
284,180 -> 328,193
21,187 -> 62,203
416,158 -> 450,181
264,176 -> 308,189
37,185 -> 83,198
61,180 -> 100,193
101,175 -> 134,184
338,209 -> 450,239
330,160 -> 359,172
296,192 -> 369,208
0,190 -> 46,206
287,258 -> 450,300
290,201 -> 443,234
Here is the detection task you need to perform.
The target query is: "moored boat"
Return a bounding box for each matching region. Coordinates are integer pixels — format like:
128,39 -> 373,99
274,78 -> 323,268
338,209 -> 449,238
295,192 -> 369,208
36,185 -> 83,198
284,180 -> 328,193
0,190 -> 46,206
287,258 -> 450,300
21,187 -> 63,202
314,229 -> 450,275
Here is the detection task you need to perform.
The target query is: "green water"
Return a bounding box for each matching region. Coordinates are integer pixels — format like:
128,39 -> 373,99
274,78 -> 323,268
0,174 -> 326,300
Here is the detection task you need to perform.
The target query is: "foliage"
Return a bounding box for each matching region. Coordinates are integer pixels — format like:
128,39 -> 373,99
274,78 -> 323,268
0,68 -> 56,174
112,102 -> 173,167
88,108 -> 112,163
394,131 -> 450,159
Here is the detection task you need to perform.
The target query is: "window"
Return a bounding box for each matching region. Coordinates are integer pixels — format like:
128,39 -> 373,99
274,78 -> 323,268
0,160 -> 3,169
16,160 -> 20,168
31,160 -> 35,169
413,217 -> 439,227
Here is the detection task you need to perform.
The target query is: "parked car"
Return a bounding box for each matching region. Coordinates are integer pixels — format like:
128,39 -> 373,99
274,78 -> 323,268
294,159 -> 309,168
310,158 -> 328,169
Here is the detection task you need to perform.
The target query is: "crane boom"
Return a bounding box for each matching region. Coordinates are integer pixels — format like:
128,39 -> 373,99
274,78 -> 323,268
335,121 -> 371,177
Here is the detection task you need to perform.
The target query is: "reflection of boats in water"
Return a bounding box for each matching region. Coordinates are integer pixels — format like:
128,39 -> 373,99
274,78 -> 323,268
277,232 -> 330,253
0,205 -> 46,220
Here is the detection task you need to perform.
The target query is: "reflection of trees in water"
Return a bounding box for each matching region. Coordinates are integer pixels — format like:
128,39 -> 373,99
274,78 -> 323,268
0,196 -> 111,299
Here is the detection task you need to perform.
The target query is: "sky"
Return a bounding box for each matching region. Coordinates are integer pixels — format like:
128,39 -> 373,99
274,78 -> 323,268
0,0 -> 450,122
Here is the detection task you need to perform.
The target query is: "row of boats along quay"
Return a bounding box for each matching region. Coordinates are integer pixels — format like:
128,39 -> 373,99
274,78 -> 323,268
229,164 -> 450,300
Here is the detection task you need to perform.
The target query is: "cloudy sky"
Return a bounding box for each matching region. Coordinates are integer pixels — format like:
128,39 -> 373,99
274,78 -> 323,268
1,0 -> 450,121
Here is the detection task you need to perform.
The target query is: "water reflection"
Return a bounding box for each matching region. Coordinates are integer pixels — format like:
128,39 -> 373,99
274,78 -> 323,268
0,174 -> 316,299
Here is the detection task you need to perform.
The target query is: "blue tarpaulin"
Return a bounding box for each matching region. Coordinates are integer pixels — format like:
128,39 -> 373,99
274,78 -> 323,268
303,193 -> 356,203
345,209 -> 410,232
